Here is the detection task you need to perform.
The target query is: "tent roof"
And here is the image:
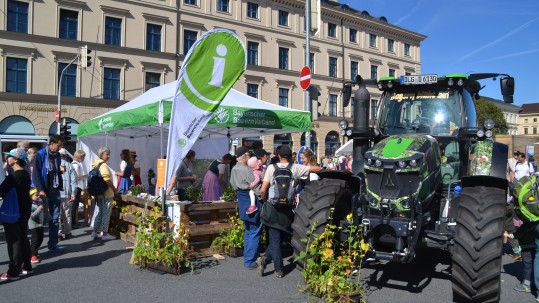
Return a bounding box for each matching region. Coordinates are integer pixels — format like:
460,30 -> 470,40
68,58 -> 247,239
77,81 -> 311,139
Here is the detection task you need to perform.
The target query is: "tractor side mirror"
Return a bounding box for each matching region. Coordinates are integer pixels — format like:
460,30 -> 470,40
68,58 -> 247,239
501,76 -> 515,103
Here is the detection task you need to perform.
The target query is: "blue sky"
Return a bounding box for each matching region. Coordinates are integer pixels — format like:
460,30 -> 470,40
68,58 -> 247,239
343,0 -> 539,105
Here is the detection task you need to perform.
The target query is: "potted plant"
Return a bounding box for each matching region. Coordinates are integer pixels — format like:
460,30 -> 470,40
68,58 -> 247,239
128,185 -> 144,196
131,205 -> 192,274
185,185 -> 203,203
211,211 -> 244,257
221,184 -> 237,202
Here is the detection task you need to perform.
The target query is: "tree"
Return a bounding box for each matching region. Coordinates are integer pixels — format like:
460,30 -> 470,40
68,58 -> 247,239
475,97 -> 508,134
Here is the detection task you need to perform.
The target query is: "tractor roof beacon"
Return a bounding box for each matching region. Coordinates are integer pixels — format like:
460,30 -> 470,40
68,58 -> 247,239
291,73 -> 515,303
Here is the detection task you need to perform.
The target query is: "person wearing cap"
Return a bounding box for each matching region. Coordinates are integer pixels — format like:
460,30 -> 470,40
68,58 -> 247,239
0,148 -> 33,281
28,187 -> 52,264
230,146 -> 262,269
130,149 -> 142,186
202,153 -> 233,201
32,134 -> 65,253
58,148 -> 77,240
257,145 -> 321,278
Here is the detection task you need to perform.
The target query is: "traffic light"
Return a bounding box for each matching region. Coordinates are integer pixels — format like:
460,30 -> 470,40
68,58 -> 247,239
81,45 -> 92,69
309,86 -> 322,120
60,118 -> 72,141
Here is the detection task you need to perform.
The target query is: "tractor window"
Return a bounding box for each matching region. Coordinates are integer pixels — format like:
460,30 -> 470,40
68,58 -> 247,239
378,89 -> 463,137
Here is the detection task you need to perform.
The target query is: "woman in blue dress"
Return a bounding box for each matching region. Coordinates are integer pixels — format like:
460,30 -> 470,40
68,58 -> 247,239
116,149 -> 133,194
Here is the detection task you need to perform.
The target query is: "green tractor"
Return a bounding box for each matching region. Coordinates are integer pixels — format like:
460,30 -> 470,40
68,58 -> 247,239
292,73 -> 515,303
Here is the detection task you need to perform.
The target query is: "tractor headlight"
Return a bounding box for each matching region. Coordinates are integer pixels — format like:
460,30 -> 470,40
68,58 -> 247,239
447,78 -> 454,86
367,158 -> 372,166
387,81 -> 393,88
477,129 -> 485,137
375,160 -> 382,167
410,159 -> 418,167
484,119 -> 495,130
485,130 -> 493,138
457,79 -> 464,86
378,83 -> 384,90
398,161 -> 406,168
401,198 -> 411,209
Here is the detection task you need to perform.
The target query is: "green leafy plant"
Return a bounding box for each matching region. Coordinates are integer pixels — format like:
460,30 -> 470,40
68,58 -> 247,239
186,185 -> 203,203
211,211 -> 244,253
221,185 -> 237,202
129,185 -> 144,196
132,205 -> 192,274
295,209 -> 369,303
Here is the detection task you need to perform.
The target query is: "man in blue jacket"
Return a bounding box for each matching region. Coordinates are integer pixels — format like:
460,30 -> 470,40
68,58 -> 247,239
32,135 -> 65,253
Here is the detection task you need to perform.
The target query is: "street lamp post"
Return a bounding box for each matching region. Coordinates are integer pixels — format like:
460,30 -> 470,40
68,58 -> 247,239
57,51 -> 80,135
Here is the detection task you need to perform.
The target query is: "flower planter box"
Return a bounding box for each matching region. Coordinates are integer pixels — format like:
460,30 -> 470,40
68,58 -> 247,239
145,262 -> 183,275
227,247 -> 244,258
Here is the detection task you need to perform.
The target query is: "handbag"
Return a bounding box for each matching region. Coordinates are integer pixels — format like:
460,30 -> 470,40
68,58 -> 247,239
0,187 -> 20,224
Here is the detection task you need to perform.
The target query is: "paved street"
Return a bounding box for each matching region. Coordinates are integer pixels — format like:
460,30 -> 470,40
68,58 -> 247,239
0,226 -> 534,303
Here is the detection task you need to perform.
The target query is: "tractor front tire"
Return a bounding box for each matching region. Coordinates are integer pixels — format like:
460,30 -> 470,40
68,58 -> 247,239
451,186 -> 504,303
291,179 -> 352,267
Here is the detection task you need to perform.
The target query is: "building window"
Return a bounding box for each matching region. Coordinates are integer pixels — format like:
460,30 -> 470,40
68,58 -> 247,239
278,47 -> 289,70
405,72 -> 411,76
404,43 -> 410,56
370,65 -> 378,80
349,28 -> 357,43
145,72 -> 160,91
183,30 -> 197,55
350,61 -> 358,80
146,23 -> 162,51
6,57 -> 27,93
525,118 -> 529,123
104,16 -> 122,46
328,23 -> 336,38
278,10 -> 288,26
388,39 -> 394,52
247,83 -> 258,98
59,9 -> 78,40
369,34 -> 377,47
534,128 -> 538,135
279,88 -> 289,107
389,68 -> 395,77
184,0 -> 197,5
103,67 -> 121,100
247,2 -> 258,19
309,52 -> 315,72
7,0 -> 28,33
329,94 -> 337,116
370,99 -> 377,120
247,41 -> 259,65
329,57 -> 337,78
525,128 -> 529,135
217,0 -> 230,12
58,63 -> 77,97
534,118 -> 537,123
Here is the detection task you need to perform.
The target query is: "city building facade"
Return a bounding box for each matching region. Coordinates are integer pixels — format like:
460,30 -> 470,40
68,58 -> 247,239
1,0 -> 425,158
519,103 -> 539,136
485,96 -> 521,135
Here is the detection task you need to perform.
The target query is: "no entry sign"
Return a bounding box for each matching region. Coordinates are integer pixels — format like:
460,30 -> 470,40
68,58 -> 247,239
300,66 -> 311,90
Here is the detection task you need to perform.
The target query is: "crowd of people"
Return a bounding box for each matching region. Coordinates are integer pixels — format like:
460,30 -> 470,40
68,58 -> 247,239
0,135 -> 143,281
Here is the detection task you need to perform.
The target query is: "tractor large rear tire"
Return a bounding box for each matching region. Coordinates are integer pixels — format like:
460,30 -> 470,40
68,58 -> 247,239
291,179 -> 353,267
451,186 -> 504,303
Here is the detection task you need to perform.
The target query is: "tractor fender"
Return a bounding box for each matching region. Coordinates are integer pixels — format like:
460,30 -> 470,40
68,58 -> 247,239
461,175 -> 508,192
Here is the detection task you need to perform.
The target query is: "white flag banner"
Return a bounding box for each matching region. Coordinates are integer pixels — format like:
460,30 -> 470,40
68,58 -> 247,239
165,29 -> 246,193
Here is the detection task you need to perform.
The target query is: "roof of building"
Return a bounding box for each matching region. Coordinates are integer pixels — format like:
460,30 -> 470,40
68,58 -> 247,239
521,103 -> 539,114
483,96 -> 522,113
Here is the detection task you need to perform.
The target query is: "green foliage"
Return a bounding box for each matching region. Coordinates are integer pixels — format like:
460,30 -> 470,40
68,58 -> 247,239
221,185 -> 237,202
295,209 -> 369,303
128,185 -> 144,196
185,185 -> 203,203
133,205 -> 192,273
475,97 -> 508,134
211,210 -> 244,252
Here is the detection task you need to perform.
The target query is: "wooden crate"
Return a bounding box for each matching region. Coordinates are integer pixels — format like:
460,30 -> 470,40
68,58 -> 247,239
110,195 -> 157,241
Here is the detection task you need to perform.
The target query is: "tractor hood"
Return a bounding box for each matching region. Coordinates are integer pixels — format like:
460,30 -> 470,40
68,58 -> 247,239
370,134 -> 437,160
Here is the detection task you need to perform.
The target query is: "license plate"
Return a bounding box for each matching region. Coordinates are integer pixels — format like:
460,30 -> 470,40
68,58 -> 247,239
400,75 -> 438,85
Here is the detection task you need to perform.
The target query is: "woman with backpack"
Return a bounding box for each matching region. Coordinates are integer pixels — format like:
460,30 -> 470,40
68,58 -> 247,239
258,146 -> 321,278
89,147 -> 117,241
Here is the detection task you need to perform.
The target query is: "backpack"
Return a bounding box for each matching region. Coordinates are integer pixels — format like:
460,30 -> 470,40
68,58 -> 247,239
87,162 -> 108,196
267,163 -> 296,207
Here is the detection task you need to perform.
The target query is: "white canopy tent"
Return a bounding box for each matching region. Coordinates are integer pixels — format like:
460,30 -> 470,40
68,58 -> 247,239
335,139 -> 353,157
76,81 -> 311,186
